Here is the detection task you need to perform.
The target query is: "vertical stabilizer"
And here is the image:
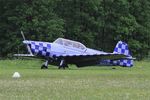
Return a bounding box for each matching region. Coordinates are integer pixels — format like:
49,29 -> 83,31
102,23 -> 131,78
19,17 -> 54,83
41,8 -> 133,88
113,41 -> 131,56
113,41 -> 133,67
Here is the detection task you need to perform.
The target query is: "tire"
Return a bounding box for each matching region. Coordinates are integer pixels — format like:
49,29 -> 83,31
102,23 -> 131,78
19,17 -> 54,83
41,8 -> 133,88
41,65 -> 48,69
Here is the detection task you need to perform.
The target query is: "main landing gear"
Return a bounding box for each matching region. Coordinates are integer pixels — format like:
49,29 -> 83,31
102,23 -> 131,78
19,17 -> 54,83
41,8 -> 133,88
41,60 -> 48,69
58,59 -> 68,69
41,59 -> 68,69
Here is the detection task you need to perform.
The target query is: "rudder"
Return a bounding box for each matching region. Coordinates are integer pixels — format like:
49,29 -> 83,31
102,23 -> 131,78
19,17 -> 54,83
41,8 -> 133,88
113,41 -> 133,67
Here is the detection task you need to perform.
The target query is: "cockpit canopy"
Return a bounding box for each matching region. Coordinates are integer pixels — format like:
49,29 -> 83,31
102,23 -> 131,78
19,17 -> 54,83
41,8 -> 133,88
53,38 -> 86,50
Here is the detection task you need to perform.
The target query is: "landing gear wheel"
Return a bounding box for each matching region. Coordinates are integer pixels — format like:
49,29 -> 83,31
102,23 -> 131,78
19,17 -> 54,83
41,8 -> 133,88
41,60 -> 49,69
41,64 -> 48,69
58,59 -> 68,69
58,65 -> 65,69
58,64 -> 69,69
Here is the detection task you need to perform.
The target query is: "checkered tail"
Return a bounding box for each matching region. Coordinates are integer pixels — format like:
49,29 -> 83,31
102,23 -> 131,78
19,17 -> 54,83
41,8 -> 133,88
113,41 -> 133,67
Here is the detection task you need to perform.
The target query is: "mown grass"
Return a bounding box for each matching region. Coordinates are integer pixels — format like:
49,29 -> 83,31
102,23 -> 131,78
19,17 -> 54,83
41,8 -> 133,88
0,59 -> 150,100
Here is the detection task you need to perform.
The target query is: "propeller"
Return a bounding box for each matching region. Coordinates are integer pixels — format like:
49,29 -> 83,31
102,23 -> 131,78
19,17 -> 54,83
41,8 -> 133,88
21,31 -> 33,55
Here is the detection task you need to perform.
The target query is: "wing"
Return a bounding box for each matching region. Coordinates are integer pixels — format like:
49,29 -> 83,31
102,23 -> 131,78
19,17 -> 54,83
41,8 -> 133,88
14,54 -> 34,57
53,53 -> 127,67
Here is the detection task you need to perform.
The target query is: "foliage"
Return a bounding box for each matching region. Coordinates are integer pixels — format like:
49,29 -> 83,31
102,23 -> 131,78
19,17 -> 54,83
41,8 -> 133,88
0,0 -> 149,59
0,0 -> 64,57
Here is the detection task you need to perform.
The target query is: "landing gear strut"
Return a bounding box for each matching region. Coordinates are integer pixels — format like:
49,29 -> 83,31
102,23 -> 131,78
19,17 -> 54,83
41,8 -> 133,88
58,59 -> 68,69
41,60 -> 48,69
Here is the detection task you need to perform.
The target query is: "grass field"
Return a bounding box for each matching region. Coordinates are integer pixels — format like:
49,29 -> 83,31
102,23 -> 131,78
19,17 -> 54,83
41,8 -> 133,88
0,59 -> 150,100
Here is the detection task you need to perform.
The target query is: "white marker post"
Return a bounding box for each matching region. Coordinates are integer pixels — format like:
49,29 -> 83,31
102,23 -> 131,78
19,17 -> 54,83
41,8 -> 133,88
12,72 -> 21,78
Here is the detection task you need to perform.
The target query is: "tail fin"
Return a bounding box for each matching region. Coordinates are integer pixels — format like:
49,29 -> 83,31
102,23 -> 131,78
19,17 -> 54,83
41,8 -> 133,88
113,41 -> 131,56
113,41 -> 133,67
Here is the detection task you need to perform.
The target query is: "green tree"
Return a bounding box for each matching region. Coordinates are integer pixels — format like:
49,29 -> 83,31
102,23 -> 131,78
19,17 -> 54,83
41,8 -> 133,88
0,0 -> 149,59
96,0 -> 138,52
0,0 -> 65,57
128,0 -> 150,59
56,0 -> 101,47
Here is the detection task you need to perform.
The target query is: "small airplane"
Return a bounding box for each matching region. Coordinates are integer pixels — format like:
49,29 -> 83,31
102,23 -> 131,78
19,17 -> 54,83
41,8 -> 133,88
14,31 -> 135,69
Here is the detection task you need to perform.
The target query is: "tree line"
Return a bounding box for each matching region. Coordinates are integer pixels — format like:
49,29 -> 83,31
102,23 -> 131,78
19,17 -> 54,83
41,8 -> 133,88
0,0 -> 149,60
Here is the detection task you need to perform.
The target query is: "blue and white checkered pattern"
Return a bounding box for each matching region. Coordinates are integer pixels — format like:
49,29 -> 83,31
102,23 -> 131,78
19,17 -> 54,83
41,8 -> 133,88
100,41 -> 133,67
113,41 -> 133,67
113,41 -> 131,56
101,59 -> 133,67
30,41 -> 51,57
118,59 -> 133,67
